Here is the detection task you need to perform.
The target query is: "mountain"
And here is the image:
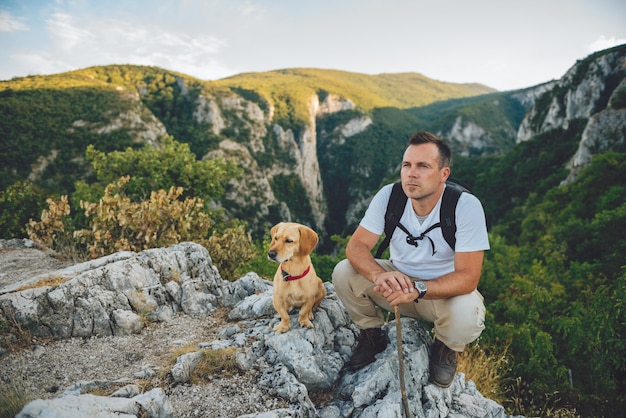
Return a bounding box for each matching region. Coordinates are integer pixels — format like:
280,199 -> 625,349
0,64 -> 494,241
0,45 -> 624,247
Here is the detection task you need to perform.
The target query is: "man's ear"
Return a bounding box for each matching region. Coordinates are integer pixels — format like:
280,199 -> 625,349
441,166 -> 451,182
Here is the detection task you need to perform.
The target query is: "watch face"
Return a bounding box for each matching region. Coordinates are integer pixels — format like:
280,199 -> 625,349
415,281 -> 427,296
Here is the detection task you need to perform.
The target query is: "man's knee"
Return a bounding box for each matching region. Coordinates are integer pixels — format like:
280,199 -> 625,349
332,258 -> 353,294
435,292 -> 485,347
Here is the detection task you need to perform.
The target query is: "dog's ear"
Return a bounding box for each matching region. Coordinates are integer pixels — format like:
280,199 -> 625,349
270,222 -> 283,239
298,225 -> 318,255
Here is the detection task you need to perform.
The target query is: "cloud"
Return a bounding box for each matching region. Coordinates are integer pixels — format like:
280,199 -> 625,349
46,12 -> 95,51
0,10 -> 29,32
587,35 -> 626,53
236,0 -> 264,17
40,11 -> 233,80
11,52 -> 74,76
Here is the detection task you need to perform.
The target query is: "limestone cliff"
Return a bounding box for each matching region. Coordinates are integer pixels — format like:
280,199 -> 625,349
515,46 -> 626,183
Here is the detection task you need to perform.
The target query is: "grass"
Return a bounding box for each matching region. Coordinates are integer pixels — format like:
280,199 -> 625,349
458,341 -> 581,417
0,367 -> 32,417
457,341 -> 510,405
163,343 -> 240,384
16,275 -> 69,292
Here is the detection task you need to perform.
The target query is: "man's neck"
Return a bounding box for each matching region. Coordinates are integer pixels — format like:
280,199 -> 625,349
411,185 -> 445,217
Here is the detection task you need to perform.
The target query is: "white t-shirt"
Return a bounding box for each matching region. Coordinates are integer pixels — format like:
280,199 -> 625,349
360,183 -> 490,280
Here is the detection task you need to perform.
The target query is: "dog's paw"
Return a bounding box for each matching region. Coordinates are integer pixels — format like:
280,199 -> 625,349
299,319 -> 314,329
273,323 -> 289,333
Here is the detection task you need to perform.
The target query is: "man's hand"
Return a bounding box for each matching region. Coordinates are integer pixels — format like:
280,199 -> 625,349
373,271 -> 417,306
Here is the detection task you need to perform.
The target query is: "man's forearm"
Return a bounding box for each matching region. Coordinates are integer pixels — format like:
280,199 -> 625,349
346,242 -> 385,282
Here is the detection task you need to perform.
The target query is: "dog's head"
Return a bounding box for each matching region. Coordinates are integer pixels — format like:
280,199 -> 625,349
267,222 -> 318,263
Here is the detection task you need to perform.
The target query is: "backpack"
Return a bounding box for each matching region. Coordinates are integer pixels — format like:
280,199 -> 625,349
374,180 -> 471,258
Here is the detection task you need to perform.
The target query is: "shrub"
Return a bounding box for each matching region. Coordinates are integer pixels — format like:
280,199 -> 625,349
205,222 -> 258,281
0,180 -> 47,238
74,176 -> 211,258
26,195 -> 75,255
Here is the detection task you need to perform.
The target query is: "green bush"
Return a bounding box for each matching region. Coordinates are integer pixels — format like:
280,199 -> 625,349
0,180 -> 47,238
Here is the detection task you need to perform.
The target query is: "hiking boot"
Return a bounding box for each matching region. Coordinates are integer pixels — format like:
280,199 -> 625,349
429,339 -> 458,388
347,328 -> 389,370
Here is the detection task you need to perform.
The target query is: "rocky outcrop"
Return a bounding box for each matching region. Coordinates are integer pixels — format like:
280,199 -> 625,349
441,116 -> 495,156
71,90 -> 167,148
515,47 -> 626,183
516,50 -> 624,143
563,106 -> 626,184
1,243 -> 516,418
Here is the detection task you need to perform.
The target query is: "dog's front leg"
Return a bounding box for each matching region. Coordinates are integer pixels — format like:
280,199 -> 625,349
273,300 -> 292,333
298,300 -> 317,329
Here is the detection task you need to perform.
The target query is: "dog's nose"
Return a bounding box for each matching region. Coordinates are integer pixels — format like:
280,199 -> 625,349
268,250 -> 277,260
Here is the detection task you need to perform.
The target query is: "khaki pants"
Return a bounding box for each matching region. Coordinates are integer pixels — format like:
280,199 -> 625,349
332,258 -> 485,352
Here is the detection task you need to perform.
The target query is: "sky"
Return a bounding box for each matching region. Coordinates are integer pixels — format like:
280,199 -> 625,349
1,0 -> 625,91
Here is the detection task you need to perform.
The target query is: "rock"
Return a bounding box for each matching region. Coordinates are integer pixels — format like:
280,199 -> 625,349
16,388 -> 174,418
170,350 -> 204,383
2,242 -> 518,417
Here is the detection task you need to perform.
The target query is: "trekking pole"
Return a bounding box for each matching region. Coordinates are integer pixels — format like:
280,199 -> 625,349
394,306 -> 413,418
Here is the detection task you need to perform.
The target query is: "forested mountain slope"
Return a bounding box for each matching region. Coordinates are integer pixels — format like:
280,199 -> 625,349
1,64 -> 495,239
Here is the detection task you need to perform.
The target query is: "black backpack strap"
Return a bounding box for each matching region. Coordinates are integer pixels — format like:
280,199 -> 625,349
440,180 -> 468,250
374,182 -> 407,258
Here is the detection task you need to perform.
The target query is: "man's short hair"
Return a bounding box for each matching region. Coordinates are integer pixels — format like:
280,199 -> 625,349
407,131 -> 451,168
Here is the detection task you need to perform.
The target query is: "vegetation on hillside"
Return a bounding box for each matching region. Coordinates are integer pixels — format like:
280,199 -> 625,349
216,67 -> 494,131
450,141 -> 626,416
20,139 -> 257,281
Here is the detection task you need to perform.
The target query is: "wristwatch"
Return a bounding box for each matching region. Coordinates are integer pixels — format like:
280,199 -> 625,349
414,280 -> 427,299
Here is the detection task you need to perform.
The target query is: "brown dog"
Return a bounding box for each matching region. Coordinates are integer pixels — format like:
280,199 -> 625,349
268,222 -> 327,333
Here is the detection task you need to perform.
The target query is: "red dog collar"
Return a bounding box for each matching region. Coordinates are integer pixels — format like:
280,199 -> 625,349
281,265 -> 311,281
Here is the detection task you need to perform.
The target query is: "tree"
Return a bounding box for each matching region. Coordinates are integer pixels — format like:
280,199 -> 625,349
79,136 -> 241,204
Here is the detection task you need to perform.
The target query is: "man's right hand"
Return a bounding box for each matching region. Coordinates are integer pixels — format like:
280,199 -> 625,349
373,271 -> 415,295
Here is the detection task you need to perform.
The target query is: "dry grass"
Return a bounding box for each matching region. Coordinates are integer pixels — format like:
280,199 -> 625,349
0,311 -> 37,353
458,342 -> 581,417
193,347 -> 240,380
457,341 -> 510,405
16,275 -> 69,291
0,371 -> 32,417
162,343 -> 240,384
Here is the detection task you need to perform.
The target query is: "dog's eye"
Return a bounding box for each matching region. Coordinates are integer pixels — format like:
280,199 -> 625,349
285,239 -> 293,243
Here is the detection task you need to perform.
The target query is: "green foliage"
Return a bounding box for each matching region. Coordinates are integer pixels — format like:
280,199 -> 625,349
0,180 -> 48,238
205,221 -> 258,281
2,54 -> 626,415
408,92 -> 526,155
478,150 -> 626,414
452,122 -> 584,237
317,108 -> 421,241
217,68 -> 494,127
80,137 -> 241,203
0,74 -> 137,191
518,151 -> 626,279
270,174 -> 315,226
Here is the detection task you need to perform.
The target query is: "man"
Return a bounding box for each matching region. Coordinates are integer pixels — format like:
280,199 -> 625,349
332,131 -> 489,388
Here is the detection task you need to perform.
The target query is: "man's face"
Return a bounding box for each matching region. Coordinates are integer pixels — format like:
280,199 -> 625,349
400,143 -> 448,201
